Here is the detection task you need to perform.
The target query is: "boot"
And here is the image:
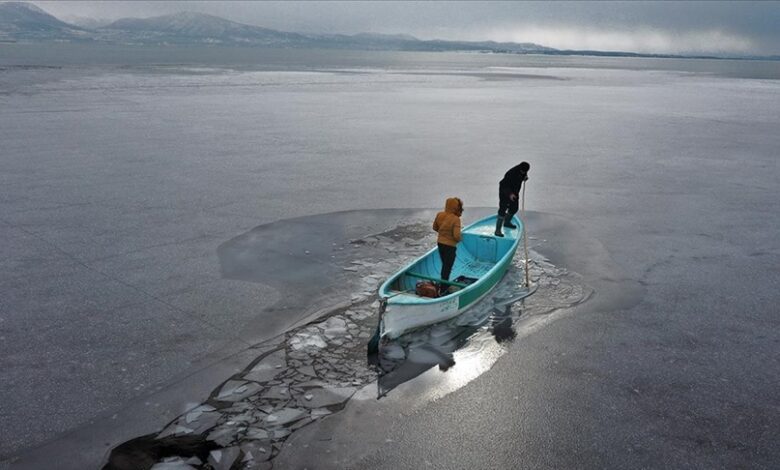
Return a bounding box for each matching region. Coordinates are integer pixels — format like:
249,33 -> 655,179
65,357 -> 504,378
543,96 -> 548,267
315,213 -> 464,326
438,283 -> 448,297
494,217 -> 504,237
503,215 -> 517,229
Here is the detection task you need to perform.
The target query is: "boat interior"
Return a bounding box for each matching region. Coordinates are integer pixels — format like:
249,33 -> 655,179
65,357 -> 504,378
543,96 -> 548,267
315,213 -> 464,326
388,218 -> 519,296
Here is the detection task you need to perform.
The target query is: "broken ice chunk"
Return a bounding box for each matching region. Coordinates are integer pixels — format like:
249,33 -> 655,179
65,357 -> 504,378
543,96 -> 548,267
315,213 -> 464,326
243,349 -> 287,383
241,440 -> 272,462
297,365 -> 317,377
229,412 -> 259,425
320,316 -> 348,340
296,379 -> 328,389
216,380 -> 261,402
245,427 -> 270,440
223,402 -> 253,414
187,411 -> 221,434
310,408 -> 332,418
290,417 -> 313,431
297,387 -> 356,409
208,447 -> 240,470
261,385 -> 289,400
184,404 -> 216,423
156,424 -> 195,439
263,408 -> 306,426
267,427 -> 291,439
207,424 -> 243,447
290,328 -> 328,350
150,462 -> 197,470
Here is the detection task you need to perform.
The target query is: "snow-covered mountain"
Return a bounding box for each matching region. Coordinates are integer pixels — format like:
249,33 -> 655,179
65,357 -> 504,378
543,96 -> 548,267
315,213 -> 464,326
61,15 -> 112,30
102,11 -> 310,45
0,1 -> 90,41
0,2 -> 571,56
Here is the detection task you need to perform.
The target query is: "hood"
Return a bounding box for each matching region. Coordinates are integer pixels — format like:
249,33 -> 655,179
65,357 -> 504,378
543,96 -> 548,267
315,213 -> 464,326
444,197 -> 463,215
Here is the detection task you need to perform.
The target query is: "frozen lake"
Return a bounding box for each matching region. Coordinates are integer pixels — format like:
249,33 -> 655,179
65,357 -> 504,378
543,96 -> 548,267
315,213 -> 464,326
1,45 -> 779,467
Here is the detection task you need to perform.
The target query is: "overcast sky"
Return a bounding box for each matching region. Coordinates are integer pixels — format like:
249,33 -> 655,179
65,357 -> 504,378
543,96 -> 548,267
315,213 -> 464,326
33,1 -> 780,55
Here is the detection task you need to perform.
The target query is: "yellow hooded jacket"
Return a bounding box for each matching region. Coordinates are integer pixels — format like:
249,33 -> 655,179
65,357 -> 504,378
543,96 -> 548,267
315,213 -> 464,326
433,197 -> 463,247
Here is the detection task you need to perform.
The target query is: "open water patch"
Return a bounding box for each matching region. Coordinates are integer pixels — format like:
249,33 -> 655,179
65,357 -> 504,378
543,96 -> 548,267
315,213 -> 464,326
103,217 -> 591,470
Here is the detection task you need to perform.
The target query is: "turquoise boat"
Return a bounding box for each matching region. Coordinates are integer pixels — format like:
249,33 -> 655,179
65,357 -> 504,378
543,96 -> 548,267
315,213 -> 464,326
378,214 -> 522,339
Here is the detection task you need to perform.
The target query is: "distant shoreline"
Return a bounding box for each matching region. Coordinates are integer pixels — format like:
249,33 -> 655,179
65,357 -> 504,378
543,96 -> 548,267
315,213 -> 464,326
2,40 -> 779,62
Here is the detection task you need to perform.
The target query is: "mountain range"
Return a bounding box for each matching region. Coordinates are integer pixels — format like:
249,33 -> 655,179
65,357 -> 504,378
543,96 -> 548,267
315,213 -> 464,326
0,1 -> 90,40
0,1 -> 759,60
0,2 -> 554,53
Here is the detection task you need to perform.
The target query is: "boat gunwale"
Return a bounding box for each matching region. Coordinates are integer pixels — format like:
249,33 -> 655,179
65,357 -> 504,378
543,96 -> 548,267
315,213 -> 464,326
378,214 -> 522,305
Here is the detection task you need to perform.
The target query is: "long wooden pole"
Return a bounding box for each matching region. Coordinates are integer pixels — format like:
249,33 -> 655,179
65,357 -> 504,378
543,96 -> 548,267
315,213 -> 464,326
521,181 -> 530,287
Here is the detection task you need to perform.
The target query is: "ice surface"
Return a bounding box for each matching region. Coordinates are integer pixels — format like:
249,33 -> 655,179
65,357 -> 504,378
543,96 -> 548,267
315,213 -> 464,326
296,379 -> 329,389
184,404 -> 216,423
156,424 -> 195,439
112,210 -> 599,468
296,365 -> 317,377
245,428 -> 269,440
207,423 -> 243,447
264,408 -> 306,426
310,408 -> 332,418
216,380 -> 262,402
321,316 -> 348,339
208,447 -> 241,470
243,350 -> 287,383
261,385 -> 289,400
267,427 -> 291,439
290,328 -> 328,350
241,441 -> 271,462
297,387 -> 356,409
5,50 -> 779,465
150,462 -> 197,470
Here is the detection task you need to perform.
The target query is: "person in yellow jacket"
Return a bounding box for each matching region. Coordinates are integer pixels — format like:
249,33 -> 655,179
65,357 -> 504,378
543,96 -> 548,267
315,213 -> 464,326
432,197 -> 463,295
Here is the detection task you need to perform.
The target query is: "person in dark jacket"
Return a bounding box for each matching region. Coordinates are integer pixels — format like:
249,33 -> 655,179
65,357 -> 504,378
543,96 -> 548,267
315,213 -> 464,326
495,161 -> 529,237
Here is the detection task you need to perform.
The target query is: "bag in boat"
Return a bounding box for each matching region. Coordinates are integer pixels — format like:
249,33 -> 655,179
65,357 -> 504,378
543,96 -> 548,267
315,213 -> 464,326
415,281 -> 439,298
454,275 -> 478,285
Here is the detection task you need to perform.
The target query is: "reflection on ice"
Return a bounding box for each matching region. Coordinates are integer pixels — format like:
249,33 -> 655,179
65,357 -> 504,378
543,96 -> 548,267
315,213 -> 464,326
372,248 -> 591,398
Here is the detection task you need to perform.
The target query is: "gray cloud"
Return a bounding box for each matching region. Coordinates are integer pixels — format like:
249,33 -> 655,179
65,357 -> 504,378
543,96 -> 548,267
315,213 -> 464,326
31,1 -> 780,55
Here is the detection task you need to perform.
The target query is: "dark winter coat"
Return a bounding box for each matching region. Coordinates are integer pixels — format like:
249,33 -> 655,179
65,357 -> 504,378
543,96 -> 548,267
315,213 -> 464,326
499,164 -> 528,197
